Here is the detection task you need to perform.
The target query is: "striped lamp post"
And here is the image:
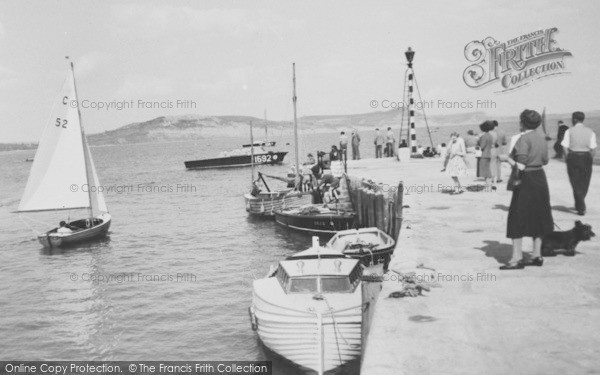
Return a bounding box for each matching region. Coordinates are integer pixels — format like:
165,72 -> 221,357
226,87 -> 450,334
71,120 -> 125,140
405,47 -> 418,157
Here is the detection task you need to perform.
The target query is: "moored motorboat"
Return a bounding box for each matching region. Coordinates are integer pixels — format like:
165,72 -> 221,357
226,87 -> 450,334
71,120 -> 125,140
274,205 -> 356,236
250,238 -> 363,375
184,146 -> 287,170
327,227 -> 396,269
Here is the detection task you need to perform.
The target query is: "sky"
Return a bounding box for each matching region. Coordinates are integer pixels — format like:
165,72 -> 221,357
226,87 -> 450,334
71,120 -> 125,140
1,0 -> 599,142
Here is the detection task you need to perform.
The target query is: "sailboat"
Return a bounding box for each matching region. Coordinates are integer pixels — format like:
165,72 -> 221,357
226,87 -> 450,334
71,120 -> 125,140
16,60 -> 111,248
241,109 -> 277,148
244,63 -> 312,216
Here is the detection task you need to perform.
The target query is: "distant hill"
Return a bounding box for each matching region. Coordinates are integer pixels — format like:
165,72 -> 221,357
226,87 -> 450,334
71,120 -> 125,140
86,110 -> 506,145
5,109 -> 600,149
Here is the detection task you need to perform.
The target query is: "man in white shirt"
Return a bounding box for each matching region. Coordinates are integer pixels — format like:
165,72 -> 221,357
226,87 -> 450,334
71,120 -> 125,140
561,111 -> 597,215
57,221 -> 73,234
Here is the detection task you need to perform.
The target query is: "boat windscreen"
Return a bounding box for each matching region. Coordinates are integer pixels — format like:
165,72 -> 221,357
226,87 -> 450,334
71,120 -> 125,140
321,277 -> 352,293
289,278 -> 318,293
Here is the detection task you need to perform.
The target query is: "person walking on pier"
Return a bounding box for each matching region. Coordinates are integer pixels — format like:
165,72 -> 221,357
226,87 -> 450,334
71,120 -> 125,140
553,120 -> 569,159
385,127 -> 396,157
561,111 -> 597,216
339,131 -> 349,162
351,129 -> 361,160
477,121 -> 495,187
374,128 -> 385,158
445,132 -> 468,193
500,109 -> 553,270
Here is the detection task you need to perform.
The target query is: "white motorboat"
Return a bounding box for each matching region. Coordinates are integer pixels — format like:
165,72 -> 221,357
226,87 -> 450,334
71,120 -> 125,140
250,238 -> 363,374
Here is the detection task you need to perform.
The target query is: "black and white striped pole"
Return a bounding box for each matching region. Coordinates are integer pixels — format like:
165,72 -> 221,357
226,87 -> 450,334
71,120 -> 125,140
405,47 -> 418,157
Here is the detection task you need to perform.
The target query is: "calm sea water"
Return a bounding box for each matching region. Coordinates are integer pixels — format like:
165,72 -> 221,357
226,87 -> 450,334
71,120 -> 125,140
2,122 -> 596,371
0,132 -> 368,374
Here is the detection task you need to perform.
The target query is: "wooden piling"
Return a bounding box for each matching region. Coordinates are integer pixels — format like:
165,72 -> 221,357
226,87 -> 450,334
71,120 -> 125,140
375,191 -> 385,231
366,190 -> 376,228
394,181 -> 404,241
344,176 -> 404,238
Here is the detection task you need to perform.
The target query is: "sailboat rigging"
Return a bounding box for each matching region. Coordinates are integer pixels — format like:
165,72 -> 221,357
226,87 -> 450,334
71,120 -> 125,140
244,63 -> 313,216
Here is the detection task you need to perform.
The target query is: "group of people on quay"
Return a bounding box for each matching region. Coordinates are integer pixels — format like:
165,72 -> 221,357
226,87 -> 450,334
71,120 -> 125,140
436,110 -> 596,270
334,127 -> 402,161
304,110 -> 596,271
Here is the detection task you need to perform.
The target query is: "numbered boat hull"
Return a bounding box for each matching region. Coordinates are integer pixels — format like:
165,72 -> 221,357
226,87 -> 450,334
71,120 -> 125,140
184,151 -> 287,170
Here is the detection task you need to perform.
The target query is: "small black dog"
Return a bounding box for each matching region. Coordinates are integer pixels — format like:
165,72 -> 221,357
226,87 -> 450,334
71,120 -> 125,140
542,221 -> 595,257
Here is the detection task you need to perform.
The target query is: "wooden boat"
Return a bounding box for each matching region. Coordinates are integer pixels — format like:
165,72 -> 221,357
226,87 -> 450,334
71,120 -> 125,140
245,63 -> 313,216
274,204 -> 356,235
327,227 -> 396,269
250,237 -> 363,375
184,147 -> 287,170
17,60 -> 111,248
244,172 -> 313,217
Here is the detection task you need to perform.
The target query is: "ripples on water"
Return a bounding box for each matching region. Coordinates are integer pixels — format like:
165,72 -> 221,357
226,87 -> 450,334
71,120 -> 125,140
0,134 -> 363,374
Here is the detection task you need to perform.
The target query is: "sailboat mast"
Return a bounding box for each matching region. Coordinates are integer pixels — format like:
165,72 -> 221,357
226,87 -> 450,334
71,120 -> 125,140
264,108 -> 268,141
70,60 -> 94,221
292,63 -> 300,183
250,121 -> 255,185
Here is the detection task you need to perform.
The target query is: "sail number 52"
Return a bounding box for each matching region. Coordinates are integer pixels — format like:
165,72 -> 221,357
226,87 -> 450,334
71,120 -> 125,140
55,118 -> 68,128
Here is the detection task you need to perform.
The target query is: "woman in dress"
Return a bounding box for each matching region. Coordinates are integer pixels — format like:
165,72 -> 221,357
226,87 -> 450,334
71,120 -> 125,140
477,121 -> 495,187
499,109 -> 553,270
445,132 -> 468,194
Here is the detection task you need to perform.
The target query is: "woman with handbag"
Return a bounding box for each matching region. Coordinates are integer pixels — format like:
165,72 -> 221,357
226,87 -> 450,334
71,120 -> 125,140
499,110 -> 554,270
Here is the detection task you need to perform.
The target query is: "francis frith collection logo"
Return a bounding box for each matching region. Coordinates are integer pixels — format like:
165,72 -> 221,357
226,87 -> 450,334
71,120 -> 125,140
463,27 -> 572,92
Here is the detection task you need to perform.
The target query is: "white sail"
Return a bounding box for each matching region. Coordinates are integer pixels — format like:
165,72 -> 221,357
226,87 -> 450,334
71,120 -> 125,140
83,134 -> 108,214
18,71 -> 90,212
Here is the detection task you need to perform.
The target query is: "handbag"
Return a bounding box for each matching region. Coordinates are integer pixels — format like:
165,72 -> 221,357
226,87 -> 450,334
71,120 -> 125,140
507,165 -> 522,191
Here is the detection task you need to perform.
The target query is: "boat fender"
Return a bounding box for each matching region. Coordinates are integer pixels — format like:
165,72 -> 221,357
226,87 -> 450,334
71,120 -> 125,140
85,219 -> 91,228
248,307 -> 258,331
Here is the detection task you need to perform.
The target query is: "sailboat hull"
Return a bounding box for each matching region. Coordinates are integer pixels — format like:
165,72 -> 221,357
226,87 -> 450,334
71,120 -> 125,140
37,213 -> 111,248
274,207 -> 356,236
244,192 -> 313,217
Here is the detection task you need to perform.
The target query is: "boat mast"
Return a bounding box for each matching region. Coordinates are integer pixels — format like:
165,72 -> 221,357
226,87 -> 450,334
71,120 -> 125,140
292,63 -> 300,186
70,58 -> 94,222
264,108 -> 268,141
250,121 -> 255,186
